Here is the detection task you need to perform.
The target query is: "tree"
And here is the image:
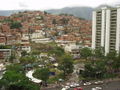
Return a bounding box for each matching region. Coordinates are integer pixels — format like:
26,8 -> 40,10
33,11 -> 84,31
10,21 -> 22,29
20,55 -> 36,65
112,57 -> 120,73
82,61 -> 106,79
58,54 -> 73,76
31,50 -> 40,55
94,47 -> 105,59
6,64 -> 25,74
33,68 -> 50,82
0,45 -> 11,49
49,46 -> 65,57
60,18 -> 69,25
0,64 -> 40,90
44,11 -> 48,14
21,51 -> 28,57
106,50 -> 117,60
80,47 -> 92,60
52,19 -> 57,24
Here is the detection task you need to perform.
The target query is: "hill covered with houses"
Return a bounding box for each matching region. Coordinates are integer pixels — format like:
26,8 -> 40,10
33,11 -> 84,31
0,10 -> 91,59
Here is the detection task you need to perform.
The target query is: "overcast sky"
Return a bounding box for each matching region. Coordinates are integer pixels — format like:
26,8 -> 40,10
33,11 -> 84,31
0,0 -> 120,10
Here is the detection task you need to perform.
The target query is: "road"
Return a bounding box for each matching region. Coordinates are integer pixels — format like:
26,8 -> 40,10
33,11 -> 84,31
42,80 -> 120,90
82,80 -> 120,90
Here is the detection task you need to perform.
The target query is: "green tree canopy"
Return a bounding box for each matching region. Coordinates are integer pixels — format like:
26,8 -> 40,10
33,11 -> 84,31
0,45 -> 11,49
52,19 -> 57,24
94,47 -> 105,59
58,54 -> 73,76
20,55 -> 36,65
33,68 -> 50,82
21,51 -> 28,57
106,50 -> 117,60
82,61 -> 106,79
10,21 -> 22,29
6,64 -> 24,74
0,64 -> 39,90
48,46 -> 65,57
80,47 -> 92,60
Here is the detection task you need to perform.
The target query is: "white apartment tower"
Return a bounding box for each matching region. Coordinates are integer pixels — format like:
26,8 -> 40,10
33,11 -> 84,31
92,6 -> 120,54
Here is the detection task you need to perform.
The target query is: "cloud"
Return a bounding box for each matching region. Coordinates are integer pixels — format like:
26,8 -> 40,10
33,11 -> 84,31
19,2 -> 28,8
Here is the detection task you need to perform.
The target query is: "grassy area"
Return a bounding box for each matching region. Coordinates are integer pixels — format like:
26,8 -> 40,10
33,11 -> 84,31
73,59 -> 91,64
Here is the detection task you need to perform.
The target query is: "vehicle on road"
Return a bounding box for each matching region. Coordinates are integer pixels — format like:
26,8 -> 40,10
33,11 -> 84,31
74,87 -> 83,90
94,81 -> 103,85
83,82 -> 91,85
92,87 -> 102,90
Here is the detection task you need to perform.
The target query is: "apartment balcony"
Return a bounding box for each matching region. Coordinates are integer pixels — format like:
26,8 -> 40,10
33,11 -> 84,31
110,25 -> 116,27
110,18 -> 117,21
96,34 -> 101,36
96,41 -> 101,44
111,21 -> 116,23
110,21 -> 117,25
110,30 -> 116,32
110,36 -> 116,38
110,27 -> 116,29
96,15 -> 102,18
110,42 -> 116,45
96,30 -> 101,33
111,20 -> 117,22
96,21 -> 101,23
111,10 -> 117,12
96,17 -> 102,19
96,19 -> 102,21
96,33 -> 101,35
96,27 -> 101,29
111,16 -> 117,18
110,48 -> 115,51
110,34 -> 116,36
96,25 -> 102,27
111,15 -> 117,17
110,46 -> 115,49
96,44 -> 101,47
97,12 -> 102,14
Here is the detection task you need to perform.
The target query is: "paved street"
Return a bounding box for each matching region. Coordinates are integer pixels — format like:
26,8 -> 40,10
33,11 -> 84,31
82,80 -> 120,90
41,80 -> 120,90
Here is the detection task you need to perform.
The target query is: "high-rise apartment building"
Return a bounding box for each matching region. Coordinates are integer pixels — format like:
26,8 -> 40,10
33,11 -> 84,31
92,6 -> 120,54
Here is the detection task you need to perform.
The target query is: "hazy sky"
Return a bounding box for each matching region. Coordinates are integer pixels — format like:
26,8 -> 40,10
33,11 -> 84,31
0,0 -> 120,10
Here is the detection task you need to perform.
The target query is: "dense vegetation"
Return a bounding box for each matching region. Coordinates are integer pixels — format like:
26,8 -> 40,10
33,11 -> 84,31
0,64 -> 40,90
80,47 -> 120,80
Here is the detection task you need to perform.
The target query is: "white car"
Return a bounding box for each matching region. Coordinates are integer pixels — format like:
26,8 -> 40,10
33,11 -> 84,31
61,88 -> 67,90
92,87 -> 102,90
83,82 -> 91,85
92,88 -> 97,90
74,83 -> 80,87
94,81 -> 103,84
96,87 -> 102,89
65,86 -> 70,89
70,84 -> 75,88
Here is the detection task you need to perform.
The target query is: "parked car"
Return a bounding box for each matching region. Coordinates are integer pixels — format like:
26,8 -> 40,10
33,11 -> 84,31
95,87 -> 102,89
74,83 -> 80,87
94,81 -> 103,84
65,86 -> 70,89
83,82 -> 91,85
70,84 -> 75,88
92,87 -> 102,90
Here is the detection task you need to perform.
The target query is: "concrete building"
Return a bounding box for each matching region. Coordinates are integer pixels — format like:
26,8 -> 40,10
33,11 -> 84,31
0,49 -> 11,60
92,6 -> 120,54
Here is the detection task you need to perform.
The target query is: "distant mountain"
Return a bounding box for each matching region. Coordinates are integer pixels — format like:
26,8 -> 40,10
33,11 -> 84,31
0,7 -> 94,20
0,10 -> 24,16
46,7 -> 94,20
